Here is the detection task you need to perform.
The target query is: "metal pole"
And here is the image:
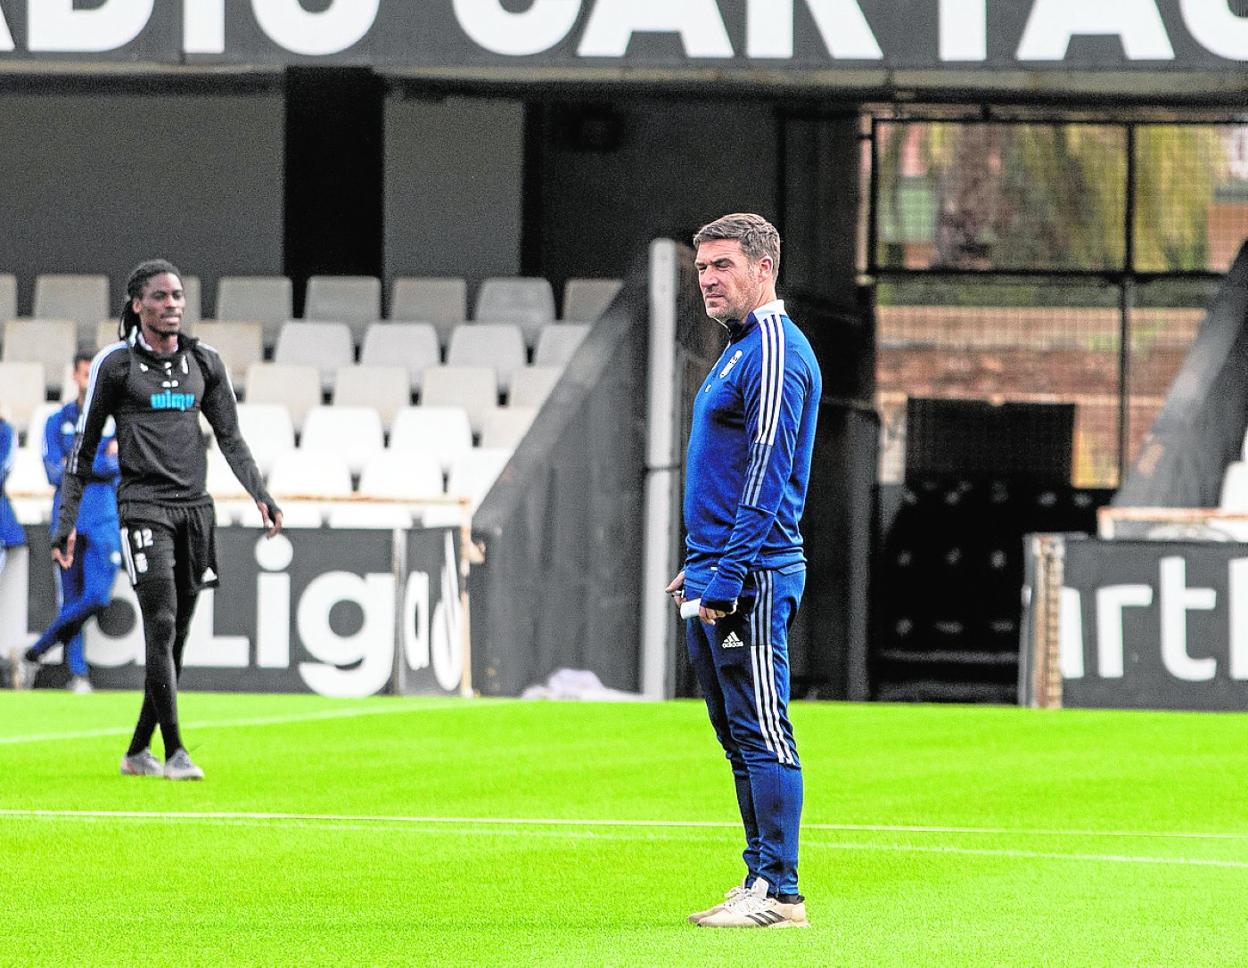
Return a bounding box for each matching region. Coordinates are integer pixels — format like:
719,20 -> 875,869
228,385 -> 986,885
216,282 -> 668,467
639,239 -> 680,699
1119,123 -> 1138,485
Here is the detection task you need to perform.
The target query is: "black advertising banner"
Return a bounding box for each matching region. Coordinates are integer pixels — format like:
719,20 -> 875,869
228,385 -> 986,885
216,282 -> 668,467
1059,537 -> 1248,711
15,524 -> 464,697
0,1 -> 1242,73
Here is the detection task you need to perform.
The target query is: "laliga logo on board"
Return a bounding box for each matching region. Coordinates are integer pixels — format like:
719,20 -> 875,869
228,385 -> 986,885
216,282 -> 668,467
85,532 -> 464,698
0,1 -> 1244,62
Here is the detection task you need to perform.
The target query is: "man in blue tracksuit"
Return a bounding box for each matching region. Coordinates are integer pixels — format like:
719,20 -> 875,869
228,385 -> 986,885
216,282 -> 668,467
0,416 -> 25,584
16,352 -> 121,692
668,213 -> 821,929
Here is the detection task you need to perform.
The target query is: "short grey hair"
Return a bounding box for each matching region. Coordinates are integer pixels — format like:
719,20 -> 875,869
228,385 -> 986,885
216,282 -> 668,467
693,213 -> 781,272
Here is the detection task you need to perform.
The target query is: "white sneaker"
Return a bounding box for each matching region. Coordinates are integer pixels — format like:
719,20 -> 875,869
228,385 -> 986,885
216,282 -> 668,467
119,749 -> 163,777
697,878 -> 809,929
68,676 -> 94,694
163,749 -> 205,781
10,649 -> 38,690
688,881 -> 750,924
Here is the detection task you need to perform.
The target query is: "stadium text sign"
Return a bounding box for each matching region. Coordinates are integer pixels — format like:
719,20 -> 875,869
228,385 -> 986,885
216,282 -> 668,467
0,0 -> 1242,69
18,525 -> 466,698
1056,539 -> 1248,711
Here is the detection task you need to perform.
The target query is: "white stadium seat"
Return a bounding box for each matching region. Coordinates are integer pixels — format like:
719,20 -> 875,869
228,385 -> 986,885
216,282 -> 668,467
33,274 -> 109,333
3,320 -> 76,395
300,405 -> 385,475
508,366 -> 562,409
228,403 -> 295,476
1220,461 -> 1248,511
304,275 -> 381,330
480,406 -> 537,451
447,447 -> 511,510
533,323 -> 591,369
446,323 -> 526,394
243,363 -> 321,432
0,274 -> 16,322
195,321 -> 264,385
333,365 -> 411,430
390,276 -> 466,329
390,406 -> 473,474
266,450 -> 354,528
420,366 -> 498,436
0,362 -> 47,435
473,276 -> 556,336
23,402 -> 64,451
358,450 -> 445,500
216,275 -> 293,349
360,322 -> 441,392
562,277 -> 622,321
5,448 -> 53,524
274,321 -> 354,392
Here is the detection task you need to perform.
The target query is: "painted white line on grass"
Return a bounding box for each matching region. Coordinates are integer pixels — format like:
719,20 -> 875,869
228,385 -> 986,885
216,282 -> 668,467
2,809 -> 1247,845
0,700 -> 512,746
4,810 -> 1246,871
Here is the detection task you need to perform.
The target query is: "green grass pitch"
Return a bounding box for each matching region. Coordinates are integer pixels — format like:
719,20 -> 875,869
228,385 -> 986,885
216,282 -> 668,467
2,691 -> 1246,967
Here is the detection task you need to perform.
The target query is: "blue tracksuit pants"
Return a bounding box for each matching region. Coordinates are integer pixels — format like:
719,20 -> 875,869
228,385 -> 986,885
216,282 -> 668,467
684,564 -> 805,896
29,528 -> 120,676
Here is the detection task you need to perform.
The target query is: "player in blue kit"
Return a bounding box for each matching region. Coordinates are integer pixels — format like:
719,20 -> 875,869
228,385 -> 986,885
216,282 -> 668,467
0,416 -> 25,590
667,213 -> 822,929
13,353 -> 122,693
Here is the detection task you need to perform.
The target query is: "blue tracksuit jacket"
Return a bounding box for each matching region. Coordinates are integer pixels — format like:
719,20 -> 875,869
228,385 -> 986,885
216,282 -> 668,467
44,401 -> 120,535
683,299 -> 821,610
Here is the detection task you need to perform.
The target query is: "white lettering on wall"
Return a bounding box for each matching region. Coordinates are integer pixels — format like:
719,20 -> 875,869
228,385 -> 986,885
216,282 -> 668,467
252,0 -> 380,57
1159,556 -> 1216,681
1017,0 -> 1175,61
255,534 -> 294,669
1058,586 -> 1084,678
746,0 -> 882,60
184,0 -> 225,55
579,0 -> 733,59
297,571 -> 395,698
941,0 -> 987,61
185,589 -> 250,667
452,0 -> 581,57
29,0 -> 154,53
1094,584 -> 1153,678
1230,558 -> 1248,679
1180,0 -> 1248,61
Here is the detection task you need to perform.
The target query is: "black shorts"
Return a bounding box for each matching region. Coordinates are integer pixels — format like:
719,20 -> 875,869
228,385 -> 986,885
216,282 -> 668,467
119,503 -> 219,591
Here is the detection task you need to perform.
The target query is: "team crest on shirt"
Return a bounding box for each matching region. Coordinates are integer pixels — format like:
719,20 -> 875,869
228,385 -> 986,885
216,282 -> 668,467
719,349 -> 743,379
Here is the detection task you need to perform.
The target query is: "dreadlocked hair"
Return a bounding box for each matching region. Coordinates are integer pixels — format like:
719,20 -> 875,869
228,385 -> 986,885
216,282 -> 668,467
118,258 -> 183,340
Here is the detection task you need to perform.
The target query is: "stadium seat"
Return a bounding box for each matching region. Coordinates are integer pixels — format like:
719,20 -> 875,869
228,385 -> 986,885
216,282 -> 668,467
480,406 -> 537,450
473,276 -> 556,333
266,450 -> 354,528
333,365 -> 411,431
22,401 -> 63,451
300,405 -> 385,475
215,275 -> 293,349
390,406 -> 473,474
33,274 -> 109,333
359,322 -> 441,392
5,447 -> 53,524
509,366 -> 562,409
1220,461 -> 1248,511
205,447 -> 249,499
419,366 -> 498,436
358,450 -> 445,499
326,451 -> 446,529
446,323 -> 526,394
195,321 -> 264,385
2,319 -> 76,395
533,323 -> 591,369
305,275 -> 381,330
180,275 -> 203,326
226,402 -> 295,476
243,363 -> 321,432
0,274 -> 16,322
274,321 -> 354,392
390,276 -> 467,327
0,362 -> 46,435
562,277 -> 622,321
94,320 -> 123,350
447,447 -> 511,510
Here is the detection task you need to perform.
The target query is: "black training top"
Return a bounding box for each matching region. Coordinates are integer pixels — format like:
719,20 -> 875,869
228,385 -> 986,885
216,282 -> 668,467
52,331 -> 276,546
